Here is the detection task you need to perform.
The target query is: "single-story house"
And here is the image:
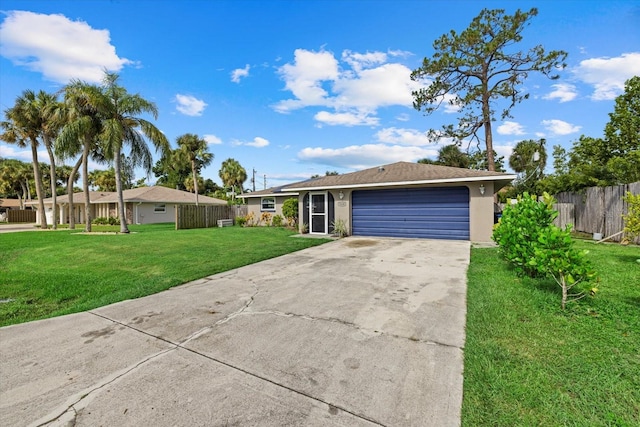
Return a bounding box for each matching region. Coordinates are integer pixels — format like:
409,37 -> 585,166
242,161 -> 515,242
0,198 -> 28,214
34,186 -> 227,225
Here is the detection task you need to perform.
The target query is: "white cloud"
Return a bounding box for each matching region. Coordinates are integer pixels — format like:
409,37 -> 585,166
0,144 -> 35,162
395,113 -> 410,122
314,111 -> 379,127
0,11 -> 131,83
231,64 -> 250,83
375,127 -> 431,146
543,83 -> 578,103
273,48 -> 424,126
573,52 -> 640,100
493,142 -> 515,161
174,94 -> 207,116
497,121 -> 525,136
541,119 -> 581,135
232,137 -> 270,148
203,134 -> 222,145
273,48 -> 339,112
297,144 -> 436,170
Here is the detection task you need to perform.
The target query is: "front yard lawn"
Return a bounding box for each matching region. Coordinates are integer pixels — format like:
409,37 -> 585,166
463,240 -> 640,426
0,224 -> 331,327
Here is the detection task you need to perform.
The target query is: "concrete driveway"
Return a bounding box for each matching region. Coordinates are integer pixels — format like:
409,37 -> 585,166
0,237 -> 470,427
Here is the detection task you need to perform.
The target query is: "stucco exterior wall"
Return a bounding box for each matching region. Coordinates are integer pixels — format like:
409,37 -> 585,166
246,196 -> 294,225
133,203 -> 176,224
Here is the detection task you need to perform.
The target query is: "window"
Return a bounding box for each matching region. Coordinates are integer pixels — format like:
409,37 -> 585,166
261,197 -> 275,212
154,204 -> 166,213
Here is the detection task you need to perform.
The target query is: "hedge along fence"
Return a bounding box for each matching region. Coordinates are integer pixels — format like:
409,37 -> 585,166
175,205 -> 248,230
7,209 -> 36,223
555,182 -> 640,244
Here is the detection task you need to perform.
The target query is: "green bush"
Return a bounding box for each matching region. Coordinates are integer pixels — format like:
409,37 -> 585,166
272,214 -> 283,227
282,198 -> 298,226
493,192 -> 598,309
492,193 -> 557,277
93,217 -> 119,225
530,225 -> 598,309
235,216 -> 247,227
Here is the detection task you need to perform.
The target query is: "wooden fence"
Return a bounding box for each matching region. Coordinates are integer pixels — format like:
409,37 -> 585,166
7,209 -> 36,223
555,182 -> 640,243
175,205 -> 248,230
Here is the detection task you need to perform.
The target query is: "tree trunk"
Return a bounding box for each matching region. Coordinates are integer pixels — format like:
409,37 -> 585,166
68,156 -> 82,230
30,138 -> 47,229
114,149 -> 129,233
192,159 -> 199,206
19,181 -> 27,209
82,139 -> 92,232
482,92 -> 496,172
45,138 -> 57,229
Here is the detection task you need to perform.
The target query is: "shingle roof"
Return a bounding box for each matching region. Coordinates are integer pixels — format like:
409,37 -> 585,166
284,162 -> 515,191
36,187 -> 227,205
240,184 -> 299,198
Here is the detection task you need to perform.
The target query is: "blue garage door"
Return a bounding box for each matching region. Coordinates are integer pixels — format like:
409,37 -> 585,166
352,187 -> 469,240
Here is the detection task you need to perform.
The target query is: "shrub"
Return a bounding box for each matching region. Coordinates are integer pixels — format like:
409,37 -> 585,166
622,191 -> 640,243
530,225 -> 598,309
282,198 -> 298,227
244,212 -> 256,227
272,214 -> 283,227
331,218 -> 349,237
235,216 -> 247,227
492,192 -> 557,277
260,212 -> 272,226
493,192 -> 598,309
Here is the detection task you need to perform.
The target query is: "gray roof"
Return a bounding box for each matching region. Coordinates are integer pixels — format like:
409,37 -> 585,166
240,185 -> 299,198
37,186 -> 227,205
284,162 -> 515,191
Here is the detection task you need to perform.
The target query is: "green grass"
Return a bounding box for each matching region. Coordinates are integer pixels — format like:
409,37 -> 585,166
462,241 -> 640,426
0,224 -> 331,327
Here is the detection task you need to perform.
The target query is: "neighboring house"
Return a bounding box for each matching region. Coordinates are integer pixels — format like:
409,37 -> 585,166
0,198 -> 27,214
34,186 -> 227,225
242,161 -> 515,242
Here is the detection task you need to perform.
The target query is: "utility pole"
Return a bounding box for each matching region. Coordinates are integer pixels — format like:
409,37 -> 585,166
264,174 -> 267,190
252,168 -> 256,192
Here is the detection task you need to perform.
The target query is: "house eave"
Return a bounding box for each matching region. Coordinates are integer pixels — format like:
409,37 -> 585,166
284,175 -> 517,192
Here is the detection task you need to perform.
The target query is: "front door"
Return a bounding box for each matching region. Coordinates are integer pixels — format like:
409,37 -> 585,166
310,193 -> 327,234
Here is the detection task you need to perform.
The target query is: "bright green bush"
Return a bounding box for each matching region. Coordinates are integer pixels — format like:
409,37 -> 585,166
235,216 -> 247,227
282,198 -> 298,226
272,214 -> 284,227
493,192 -> 598,309
622,191 -> 640,242
492,192 -> 557,277
530,225 -> 598,309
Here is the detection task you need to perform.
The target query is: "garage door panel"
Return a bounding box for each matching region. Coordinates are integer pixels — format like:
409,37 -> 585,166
352,187 -> 469,240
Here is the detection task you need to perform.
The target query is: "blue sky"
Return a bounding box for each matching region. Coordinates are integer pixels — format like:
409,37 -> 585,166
1,0 -> 639,189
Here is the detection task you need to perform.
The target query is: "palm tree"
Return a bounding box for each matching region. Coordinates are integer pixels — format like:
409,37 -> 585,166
57,80 -> 106,232
99,72 -> 169,233
437,145 -> 470,168
176,133 -> 213,205
509,139 -> 547,194
35,90 -> 62,229
0,90 -> 48,228
219,158 -> 247,201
